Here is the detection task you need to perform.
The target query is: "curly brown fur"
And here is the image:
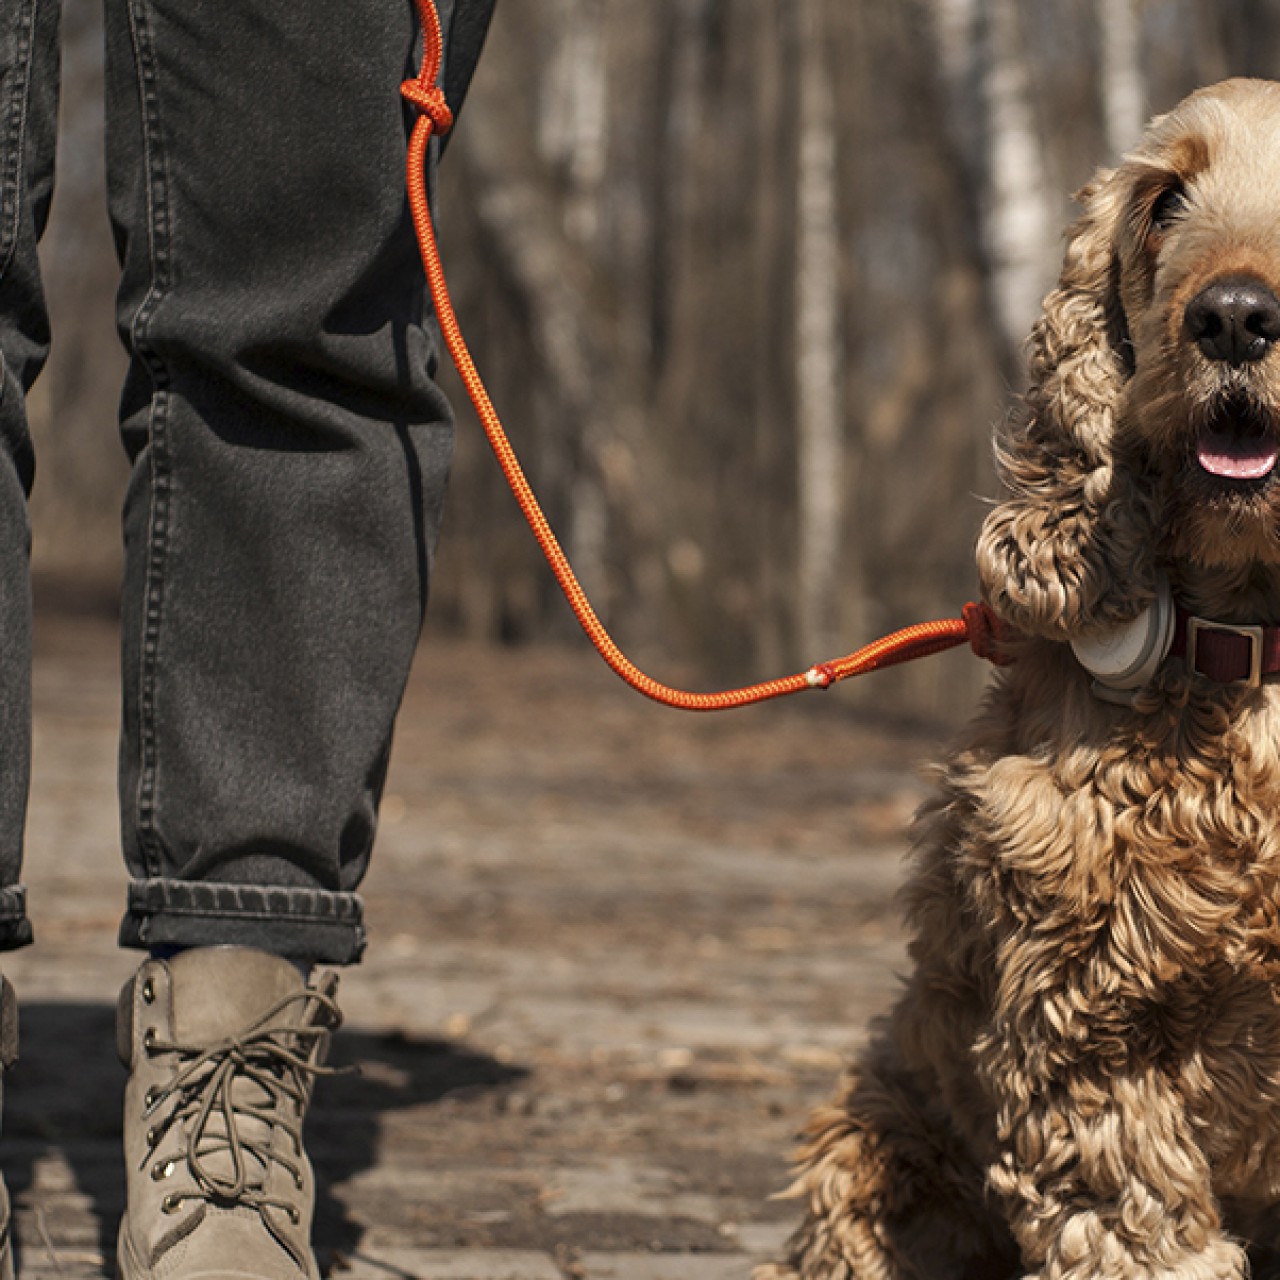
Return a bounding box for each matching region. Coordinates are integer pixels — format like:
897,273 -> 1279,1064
761,80 -> 1280,1280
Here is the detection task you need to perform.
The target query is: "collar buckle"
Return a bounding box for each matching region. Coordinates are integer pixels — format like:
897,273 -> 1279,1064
1186,616 -> 1265,686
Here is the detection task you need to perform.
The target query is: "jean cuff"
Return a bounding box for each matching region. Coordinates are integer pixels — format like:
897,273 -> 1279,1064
119,877 -> 366,964
0,886 -> 32,952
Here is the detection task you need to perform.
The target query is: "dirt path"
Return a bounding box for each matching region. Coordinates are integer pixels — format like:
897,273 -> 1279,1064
6,611 -> 962,1279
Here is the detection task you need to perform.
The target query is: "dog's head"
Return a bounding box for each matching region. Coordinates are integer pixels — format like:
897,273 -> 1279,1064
978,78 -> 1280,636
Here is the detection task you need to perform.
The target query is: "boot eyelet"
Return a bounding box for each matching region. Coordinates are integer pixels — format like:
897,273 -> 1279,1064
146,1126 -> 160,1147
150,1161 -> 173,1181
144,1086 -> 160,1111
293,1170 -> 304,1189
143,1027 -> 157,1051
161,1194 -> 181,1214
141,978 -> 156,1004
287,1206 -> 300,1224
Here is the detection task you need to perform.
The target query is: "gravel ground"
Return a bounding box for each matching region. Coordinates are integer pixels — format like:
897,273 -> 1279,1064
5,608 -> 966,1279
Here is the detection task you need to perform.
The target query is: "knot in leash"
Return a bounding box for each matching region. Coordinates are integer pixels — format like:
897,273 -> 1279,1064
403,0 -> 453,137
401,79 -> 454,136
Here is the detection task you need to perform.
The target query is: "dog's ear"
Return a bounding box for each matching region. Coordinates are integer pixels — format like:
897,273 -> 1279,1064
976,170 -> 1157,640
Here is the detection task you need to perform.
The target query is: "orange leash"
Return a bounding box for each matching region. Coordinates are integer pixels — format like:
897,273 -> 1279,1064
400,1 -> 1010,711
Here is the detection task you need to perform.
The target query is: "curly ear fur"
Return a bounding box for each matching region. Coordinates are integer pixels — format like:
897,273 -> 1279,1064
976,172 -> 1158,640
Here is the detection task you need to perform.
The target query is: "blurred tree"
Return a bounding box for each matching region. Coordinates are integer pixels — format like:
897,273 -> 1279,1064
1097,0 -> 1145,157
794,0 -> 846,659
31,0 -> 1280,713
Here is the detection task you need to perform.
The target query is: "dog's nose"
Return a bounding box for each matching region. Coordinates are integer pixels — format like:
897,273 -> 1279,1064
1185,277 -> 1280,365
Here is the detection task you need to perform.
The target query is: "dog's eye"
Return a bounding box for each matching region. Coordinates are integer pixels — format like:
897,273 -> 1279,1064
1150,184 -> 1188,231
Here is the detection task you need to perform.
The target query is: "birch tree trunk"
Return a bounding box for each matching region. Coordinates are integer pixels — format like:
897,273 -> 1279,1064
981,0 -> 1056,354
930,0 -> 1017,383
538,0 -> 608,244
794,0 -> 845,660
1097,0 -> 1145,158
536,0 -> 612,612
751,0 -> 793,673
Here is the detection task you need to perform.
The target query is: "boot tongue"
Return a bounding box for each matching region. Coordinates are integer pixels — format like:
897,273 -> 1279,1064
166,947 -> 306,1046
163,950 -> 315,1199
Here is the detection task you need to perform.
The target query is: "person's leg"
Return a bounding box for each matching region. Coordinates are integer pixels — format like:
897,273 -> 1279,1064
104,0 -> 491,964
0,0 -> 59,1270
0,0 -> 54,956
102,0 -> 493,1274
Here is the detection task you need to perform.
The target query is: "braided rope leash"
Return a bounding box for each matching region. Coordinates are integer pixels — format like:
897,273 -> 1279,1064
400,0 -> 1012,710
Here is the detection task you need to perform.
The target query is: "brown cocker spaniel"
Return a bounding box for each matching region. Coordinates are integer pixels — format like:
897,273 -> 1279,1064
761,80 -> 1280,1280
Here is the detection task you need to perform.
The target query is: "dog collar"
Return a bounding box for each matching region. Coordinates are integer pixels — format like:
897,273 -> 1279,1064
1169,608 -> 1280,686
1071,575 -> 1280,697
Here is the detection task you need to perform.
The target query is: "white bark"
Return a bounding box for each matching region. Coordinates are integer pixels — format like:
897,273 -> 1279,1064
795,0 -> 845,659
981,0 -> 1056,351
537,0 -> 608,244
1097,0 -> 1145,158
536,0 -> 611,606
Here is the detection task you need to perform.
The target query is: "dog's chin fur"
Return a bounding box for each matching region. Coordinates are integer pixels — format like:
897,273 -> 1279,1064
760,79 -> 1280,1280
1164,472 -> 1280,574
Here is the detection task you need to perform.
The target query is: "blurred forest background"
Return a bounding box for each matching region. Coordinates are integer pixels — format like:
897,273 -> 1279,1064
29,0 -> 1280,714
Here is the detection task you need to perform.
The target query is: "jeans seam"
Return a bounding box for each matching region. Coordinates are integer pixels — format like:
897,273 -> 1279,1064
128,878 -> 363,922
124,0 -> 174,879
139,903 -> 359,924
152,906 -> 358,926
0,0 -> 37,285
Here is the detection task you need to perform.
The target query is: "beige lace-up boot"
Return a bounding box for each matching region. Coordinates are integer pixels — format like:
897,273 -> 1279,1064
116,947 -> 341,1280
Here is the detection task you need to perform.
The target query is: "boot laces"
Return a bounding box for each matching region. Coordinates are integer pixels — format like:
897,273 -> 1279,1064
141,987 -> 342,1231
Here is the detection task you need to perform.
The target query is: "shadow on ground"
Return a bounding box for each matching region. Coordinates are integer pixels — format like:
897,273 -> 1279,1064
0,1001 -> 525,1273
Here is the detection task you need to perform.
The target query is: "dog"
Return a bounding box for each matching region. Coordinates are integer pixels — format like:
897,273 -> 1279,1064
759,80 -> 1280,1280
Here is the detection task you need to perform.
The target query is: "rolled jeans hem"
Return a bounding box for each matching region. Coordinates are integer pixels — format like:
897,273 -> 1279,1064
119,877 -> 366,964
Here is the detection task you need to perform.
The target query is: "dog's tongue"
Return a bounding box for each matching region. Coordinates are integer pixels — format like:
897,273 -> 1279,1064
1197,431 -> 1280,480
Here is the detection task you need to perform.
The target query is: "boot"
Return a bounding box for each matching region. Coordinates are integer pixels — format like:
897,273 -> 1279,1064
0,976 -> 15,1280
116,947 -> 341,1280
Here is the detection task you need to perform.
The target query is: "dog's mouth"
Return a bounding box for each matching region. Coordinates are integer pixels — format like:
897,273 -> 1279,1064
1194,396 -> 1280,483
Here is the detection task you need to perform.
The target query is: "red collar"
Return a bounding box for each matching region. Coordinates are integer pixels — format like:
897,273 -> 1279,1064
1169,607 -> 1280,685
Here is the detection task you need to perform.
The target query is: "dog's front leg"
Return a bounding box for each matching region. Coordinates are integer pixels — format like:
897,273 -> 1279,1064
986,1060 -> 1245,1280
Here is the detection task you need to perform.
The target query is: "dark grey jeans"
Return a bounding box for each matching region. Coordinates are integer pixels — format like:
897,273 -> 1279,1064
0,0 -> 494,962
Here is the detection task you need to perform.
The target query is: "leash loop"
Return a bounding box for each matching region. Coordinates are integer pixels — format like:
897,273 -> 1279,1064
401,0 -> 1008,710
962,601 -> 1016,666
